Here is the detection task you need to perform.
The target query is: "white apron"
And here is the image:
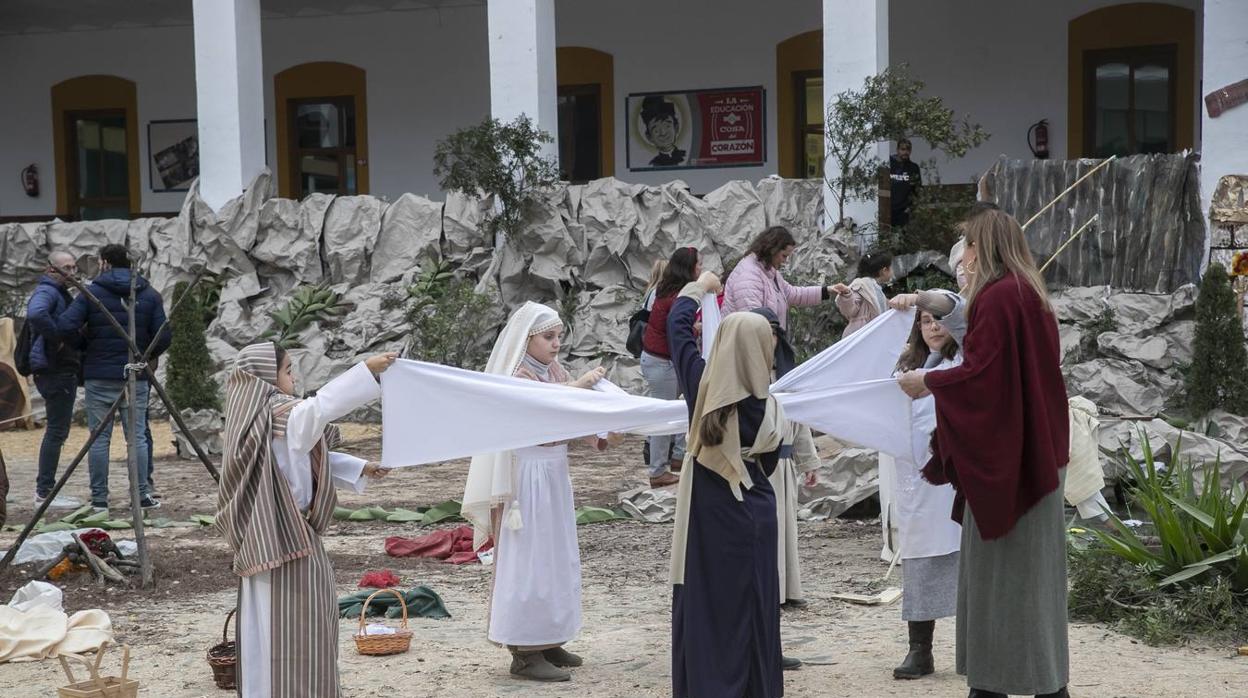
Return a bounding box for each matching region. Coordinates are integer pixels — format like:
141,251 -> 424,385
488,444 -> 583,646
880,356 -> 962,561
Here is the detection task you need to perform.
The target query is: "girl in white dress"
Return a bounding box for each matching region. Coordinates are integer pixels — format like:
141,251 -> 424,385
462,302 -> 609,683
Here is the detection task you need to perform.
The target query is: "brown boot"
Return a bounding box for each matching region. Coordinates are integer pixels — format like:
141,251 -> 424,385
509,650 -> 571,682
669,457 -> 683,473
543,646 -> 583,667
650,472 -> 680,488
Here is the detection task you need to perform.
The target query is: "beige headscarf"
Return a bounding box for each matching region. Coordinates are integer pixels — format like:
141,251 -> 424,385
670,307 -> 786,584
215,343 -> 339,577
462,302 -> 567,550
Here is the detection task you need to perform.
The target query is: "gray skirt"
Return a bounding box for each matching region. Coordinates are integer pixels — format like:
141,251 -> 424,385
901,552 -> 959,621
956,474 -> 1069,695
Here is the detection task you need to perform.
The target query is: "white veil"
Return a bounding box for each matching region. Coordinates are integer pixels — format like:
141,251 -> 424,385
462,302 -> 564,550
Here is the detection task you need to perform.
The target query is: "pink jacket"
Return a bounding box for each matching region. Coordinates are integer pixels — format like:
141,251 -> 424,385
721,253 -> 824,329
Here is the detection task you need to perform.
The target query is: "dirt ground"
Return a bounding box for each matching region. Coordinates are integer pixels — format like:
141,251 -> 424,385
0,421 -> 1244,697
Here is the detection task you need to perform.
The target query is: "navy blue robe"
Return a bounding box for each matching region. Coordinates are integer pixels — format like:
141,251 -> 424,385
668,296 -> 783,698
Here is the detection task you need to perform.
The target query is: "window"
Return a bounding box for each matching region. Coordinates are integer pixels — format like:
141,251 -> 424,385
794,71 -> 824,179
66,110 -> 130,220
288,97 -> 358,196
274,62 -> 369,198
51,75 -> 139,219
558,84 -> 603,183
1085,44 -> 1176,157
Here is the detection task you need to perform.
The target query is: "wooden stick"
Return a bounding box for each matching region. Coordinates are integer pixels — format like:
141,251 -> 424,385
0,391 -> 126,576
71,533 -> 125,585
1020,155 -> 1117,230
1040,214 -> 1100,274
33,551 -> 68,580
123,268 -> 153,589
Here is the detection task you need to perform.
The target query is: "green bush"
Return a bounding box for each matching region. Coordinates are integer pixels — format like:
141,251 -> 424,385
405,262 -> 503,370
1067,431 -> 1248,643
877,176 -> 976,256
1185,264 -> 1248,416
1092,433 -> 1248,591
165,281 -> 221,411
260,283 -> 349,349
433,115 -> 560,243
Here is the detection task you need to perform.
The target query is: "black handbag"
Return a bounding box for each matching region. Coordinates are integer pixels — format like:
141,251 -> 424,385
626,307 -> 650,358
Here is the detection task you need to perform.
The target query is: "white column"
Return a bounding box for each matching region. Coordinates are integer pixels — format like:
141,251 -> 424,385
1200,0 -> 1248,220
487,0 -> 558,158
822,0 -> 889,232
192,0 -> 266,211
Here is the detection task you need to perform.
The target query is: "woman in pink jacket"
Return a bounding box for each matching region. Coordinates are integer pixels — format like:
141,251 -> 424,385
721,226 -> 835,329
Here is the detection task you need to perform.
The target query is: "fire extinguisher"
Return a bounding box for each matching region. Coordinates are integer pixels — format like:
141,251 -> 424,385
1027,119 -> 1050,160
21,164 -> 39,197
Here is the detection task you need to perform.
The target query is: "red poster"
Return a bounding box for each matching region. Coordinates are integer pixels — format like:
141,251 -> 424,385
627,86 -> 766,171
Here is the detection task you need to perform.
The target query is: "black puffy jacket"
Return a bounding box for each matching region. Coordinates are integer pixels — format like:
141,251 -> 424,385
56,269 -> 171,381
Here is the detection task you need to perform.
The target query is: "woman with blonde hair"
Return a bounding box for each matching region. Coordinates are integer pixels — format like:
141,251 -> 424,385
897,203 -> 1070,698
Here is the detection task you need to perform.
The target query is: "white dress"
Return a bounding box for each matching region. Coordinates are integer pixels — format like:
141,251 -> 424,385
488,444 -> 583,647
238,362 -> 377,697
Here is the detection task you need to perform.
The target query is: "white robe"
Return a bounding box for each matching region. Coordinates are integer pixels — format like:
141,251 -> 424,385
880,355 -> 962,561
488,445 -> 582,647
238,362 -> 377,697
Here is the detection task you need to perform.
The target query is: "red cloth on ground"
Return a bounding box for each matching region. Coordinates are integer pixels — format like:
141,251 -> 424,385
385,525 -> 492,564
921,273 -> 1070,540
358,570 -> 401,588
77,530 -> 113,557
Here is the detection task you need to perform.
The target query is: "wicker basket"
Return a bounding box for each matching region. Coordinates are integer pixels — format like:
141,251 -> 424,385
353,588 -> 413,656
205,608 -> 237,690
57,642 -> 138,698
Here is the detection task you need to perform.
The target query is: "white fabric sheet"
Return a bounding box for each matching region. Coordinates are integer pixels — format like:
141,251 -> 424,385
381,308 -> 919,468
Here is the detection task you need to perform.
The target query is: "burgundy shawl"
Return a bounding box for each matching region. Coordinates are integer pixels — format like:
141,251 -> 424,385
921,273 -> 1069,540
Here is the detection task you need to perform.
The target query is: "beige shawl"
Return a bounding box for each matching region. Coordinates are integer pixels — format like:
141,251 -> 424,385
670,308 -> 786,584
215,343 -> 338,577
462,302 -> 567,550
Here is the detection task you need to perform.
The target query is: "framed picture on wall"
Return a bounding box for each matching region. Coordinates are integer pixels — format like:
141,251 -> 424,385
147,119 -> 199,192
625,86 -> 766,171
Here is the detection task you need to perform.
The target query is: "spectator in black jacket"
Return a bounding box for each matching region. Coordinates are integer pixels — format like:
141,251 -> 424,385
889,138 -> 922,228
25,251 -> 82,508
58,244 -> 171,512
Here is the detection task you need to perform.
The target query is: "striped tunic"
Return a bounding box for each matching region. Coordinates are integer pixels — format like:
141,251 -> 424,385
217,346 -> 376,698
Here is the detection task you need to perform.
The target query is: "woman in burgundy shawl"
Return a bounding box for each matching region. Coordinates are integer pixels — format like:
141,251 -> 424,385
898,205 -> 1070,698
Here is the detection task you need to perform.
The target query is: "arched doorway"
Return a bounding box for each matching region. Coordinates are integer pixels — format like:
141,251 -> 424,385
556,47 -> 615,182
51,75 -> 141,219
274,62 -> 370,198
776,30 -> 822,179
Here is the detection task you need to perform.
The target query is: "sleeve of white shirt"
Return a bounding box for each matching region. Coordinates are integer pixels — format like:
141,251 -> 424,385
285,362 -> 381,456
1075,490 -> 1110,521
329,451 -> 368,493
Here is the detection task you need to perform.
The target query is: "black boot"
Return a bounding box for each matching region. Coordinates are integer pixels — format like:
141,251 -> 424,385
1036,689 -> 1070,698
893,620 -> 935,679
968,690 -> 1007,698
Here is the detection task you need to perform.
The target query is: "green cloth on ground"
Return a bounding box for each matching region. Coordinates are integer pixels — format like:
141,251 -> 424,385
337,585 -> 451,621
574,506 -> 628,524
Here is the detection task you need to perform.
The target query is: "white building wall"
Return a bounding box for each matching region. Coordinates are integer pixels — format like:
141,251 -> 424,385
890,0 -> 1203,184
0,0 -> 1217,216
556,0 -> 821,194
0,26 -> 198,217
0,5 -> 489,217
1199,0 -> 1248,217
